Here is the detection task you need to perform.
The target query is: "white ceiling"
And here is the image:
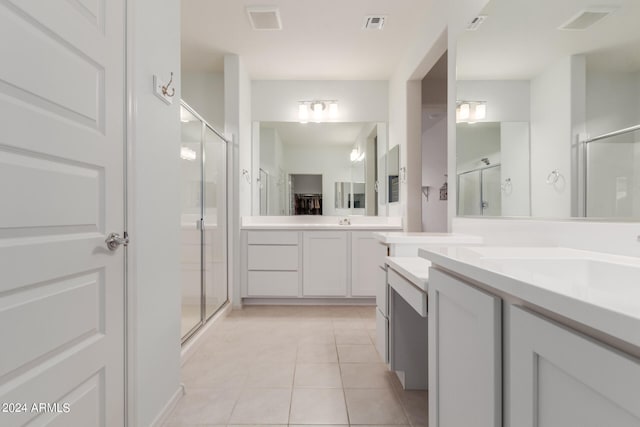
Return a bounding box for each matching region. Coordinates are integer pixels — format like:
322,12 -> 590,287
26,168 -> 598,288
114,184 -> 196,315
457,0 -> 640,80
261,122 -> 369,146
181,0 -> 434,79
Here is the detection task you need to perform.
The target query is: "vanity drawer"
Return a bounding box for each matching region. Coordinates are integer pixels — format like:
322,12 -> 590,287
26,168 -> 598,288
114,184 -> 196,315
247,231 -> 299,245
248,245 -> 299,271
387,268 -> 427,317
247,271 -> 299,296
376,264 -> 389,315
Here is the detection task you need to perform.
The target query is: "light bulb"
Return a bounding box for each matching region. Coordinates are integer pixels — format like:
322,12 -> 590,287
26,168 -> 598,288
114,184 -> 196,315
329,102 -> 338,118
312,102 -> 324,122
459,103 -> 470,120
298,103 -> 309,123
474,103 -> 486,120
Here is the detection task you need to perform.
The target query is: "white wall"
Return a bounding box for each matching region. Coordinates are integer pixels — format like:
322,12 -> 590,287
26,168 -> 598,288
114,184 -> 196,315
128,0 -> 182,425
252,80 -> 388,122
422,111 -> 448,231
456,80 -> 530,122
181,71 -> 225,130
530,56 -> 583,217
224,55 -> 251,309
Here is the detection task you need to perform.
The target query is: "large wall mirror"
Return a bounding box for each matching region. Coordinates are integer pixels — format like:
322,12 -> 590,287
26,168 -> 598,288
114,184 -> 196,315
254,121 -> 389,216
456,0 -> 640,219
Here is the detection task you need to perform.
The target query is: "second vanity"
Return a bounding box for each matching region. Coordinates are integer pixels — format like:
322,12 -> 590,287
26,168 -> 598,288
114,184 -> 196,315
420,246 -> 640,427
239,216 -> 402,302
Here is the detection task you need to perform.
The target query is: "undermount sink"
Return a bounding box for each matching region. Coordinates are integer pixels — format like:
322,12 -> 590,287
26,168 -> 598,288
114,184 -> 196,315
445,246 -> 640,317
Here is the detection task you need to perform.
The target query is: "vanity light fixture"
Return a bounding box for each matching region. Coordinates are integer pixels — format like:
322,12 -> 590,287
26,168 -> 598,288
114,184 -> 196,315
456,101 -> 487,123
298,100 -> 339,123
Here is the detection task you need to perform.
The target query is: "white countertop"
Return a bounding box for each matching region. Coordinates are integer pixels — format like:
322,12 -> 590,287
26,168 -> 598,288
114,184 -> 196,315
420,246 -> 640,348
385,257 -> 431,292
241,215 -> 403,230
373,232 -> 483,245
242,223 -> 403,230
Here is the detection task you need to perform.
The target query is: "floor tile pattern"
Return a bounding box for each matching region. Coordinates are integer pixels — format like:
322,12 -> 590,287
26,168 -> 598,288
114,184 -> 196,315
165,305 -> 428,426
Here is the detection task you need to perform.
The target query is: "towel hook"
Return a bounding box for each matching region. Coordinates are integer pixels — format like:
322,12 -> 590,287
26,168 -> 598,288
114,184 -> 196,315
161,72 -> 175,98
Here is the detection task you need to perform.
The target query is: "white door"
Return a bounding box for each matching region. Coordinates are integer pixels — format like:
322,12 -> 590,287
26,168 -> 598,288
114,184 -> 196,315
303,231 -> 348,296
508,306 -> 640,427
351,231 -> 385,297
0,1 -> 126,426
428,269 -> 502,427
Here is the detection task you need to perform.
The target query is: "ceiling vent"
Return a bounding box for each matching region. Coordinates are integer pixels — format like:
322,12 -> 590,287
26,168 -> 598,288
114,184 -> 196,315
247,6 -> 282,30
559,7 -> 617,30
363,15 -> 386,30
466,15 -> 487,31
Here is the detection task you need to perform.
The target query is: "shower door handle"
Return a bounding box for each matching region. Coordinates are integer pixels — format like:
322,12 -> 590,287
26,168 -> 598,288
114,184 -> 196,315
105,232 -> 129,251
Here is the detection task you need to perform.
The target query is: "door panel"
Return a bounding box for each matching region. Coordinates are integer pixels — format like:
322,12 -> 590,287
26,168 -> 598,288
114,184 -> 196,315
0,0 -> 125,425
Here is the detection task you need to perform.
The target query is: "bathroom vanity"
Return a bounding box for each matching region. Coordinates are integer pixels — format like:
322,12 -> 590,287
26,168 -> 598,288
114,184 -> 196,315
372,232 -> 483,367
240,216 -> 402,302
421,246 -> 640,427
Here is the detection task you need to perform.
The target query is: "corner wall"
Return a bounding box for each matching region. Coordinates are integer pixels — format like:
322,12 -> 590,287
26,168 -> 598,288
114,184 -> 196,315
128,0 -> 182,424
224,55 -> 252,309
388,0 -> 490,231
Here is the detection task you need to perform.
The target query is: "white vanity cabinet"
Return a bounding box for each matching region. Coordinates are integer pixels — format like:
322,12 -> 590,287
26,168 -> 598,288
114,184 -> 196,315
241,228 -> 394,300
351,231 -> 387,296
246,231 -> 300,297
428,268 -> 502,427
508,306 -> 640,427
303,231 -> 348,296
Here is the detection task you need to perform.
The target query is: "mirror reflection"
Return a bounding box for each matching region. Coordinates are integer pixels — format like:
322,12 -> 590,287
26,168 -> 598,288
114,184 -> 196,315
456,0 -> 640,219
256,122 -> 388,216
387,145 -> 399,203
457,122 -> 530,216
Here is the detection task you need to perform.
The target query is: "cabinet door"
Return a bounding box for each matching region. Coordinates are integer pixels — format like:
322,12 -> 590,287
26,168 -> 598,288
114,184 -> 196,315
508,306 -> 640,427
351,231 -> 387,296
428,269 -> 502,427
303,231 -> 348,296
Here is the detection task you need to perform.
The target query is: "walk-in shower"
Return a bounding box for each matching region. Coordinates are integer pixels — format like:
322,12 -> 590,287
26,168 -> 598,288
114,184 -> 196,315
180,101 -> 229,343
582,124 -> 640,218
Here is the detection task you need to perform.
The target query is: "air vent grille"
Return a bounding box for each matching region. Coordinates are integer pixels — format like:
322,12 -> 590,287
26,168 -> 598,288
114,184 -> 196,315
559,8 -> 616,30
466,15 -> 487,31
363,15 -> 386,30
247,7 -> 282,30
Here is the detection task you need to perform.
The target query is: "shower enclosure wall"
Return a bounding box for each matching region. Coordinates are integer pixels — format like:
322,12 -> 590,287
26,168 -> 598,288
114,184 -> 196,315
180,101 -> 228,343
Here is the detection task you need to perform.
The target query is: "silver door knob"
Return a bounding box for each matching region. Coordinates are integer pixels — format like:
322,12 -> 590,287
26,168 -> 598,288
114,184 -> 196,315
106,232 -> 129,251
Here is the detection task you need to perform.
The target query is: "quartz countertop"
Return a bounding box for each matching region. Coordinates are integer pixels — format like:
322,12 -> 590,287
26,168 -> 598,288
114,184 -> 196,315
385,257 -> 431,292
241,216 -> 403,230
373,232 -> 483,245
419,246 -> 640,348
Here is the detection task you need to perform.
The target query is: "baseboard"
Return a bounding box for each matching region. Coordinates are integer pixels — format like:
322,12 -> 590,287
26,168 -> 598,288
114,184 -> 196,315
180,302 -> 232,365
242,297 -> 376,306
149,384 -> 185,427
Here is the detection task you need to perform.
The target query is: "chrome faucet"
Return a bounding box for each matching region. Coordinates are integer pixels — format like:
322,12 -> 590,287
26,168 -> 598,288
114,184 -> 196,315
339,217 -> 351,225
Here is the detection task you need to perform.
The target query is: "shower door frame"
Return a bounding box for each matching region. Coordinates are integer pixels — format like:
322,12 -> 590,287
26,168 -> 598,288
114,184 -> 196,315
180,100 -> 230,344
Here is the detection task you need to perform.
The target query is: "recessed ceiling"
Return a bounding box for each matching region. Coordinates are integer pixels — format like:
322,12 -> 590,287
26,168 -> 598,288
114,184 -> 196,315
457,0 -> 640,80
181,0 -> 434,79
261,122 -> 370,146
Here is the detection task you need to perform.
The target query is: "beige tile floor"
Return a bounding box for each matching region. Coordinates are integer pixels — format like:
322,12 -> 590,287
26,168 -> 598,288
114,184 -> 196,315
165,305 -> 428,427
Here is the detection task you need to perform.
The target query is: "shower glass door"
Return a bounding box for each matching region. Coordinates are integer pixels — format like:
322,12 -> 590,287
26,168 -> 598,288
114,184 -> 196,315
180,106 -> 204,339
180,102 -> 229,343
203,126 -> 228,320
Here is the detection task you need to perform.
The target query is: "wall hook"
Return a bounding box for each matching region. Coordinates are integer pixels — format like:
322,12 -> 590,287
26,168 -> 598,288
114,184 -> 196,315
162,72 -> 175,98
242,169 -> 251,183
